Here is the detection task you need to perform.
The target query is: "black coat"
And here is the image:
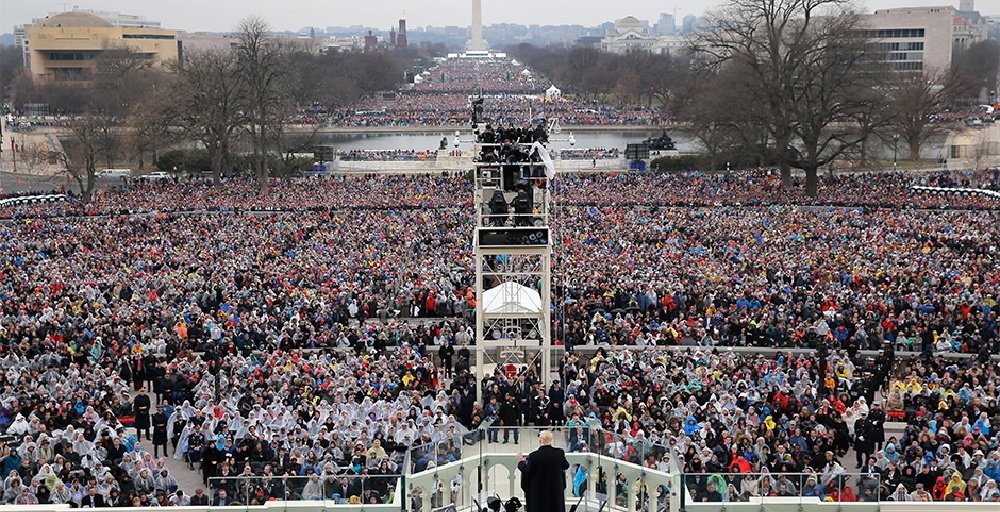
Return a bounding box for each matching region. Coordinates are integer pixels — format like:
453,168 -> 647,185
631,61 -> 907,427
853,418 -> 873,453
151,412 -> 169,445
80,493 -> 105,507
132,393 -> 152,429
150,365 -> 166,394
500,399 -> 521,426
868,408 -> 886,442
517,445 -> 569,512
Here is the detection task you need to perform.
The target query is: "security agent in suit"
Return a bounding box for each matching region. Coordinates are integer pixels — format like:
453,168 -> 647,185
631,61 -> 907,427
80,487 -> 105,508
517,430 -> 569,512
211,489 -> 234,506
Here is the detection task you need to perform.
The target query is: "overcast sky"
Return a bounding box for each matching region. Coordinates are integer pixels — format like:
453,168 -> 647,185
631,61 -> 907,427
3,0 -> 997,33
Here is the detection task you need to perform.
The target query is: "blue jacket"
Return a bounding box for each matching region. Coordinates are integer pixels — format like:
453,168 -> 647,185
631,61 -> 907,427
1,453 -> 21,478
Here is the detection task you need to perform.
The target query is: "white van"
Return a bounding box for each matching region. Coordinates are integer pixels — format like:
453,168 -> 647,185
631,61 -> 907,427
97,169 -> 133,178
138,171 -> 171,181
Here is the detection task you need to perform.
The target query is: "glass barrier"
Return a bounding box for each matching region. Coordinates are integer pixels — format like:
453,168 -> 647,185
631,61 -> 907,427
400,428 -> 984,510
208,474 -> 401,506
405,424 -> 675,472
681,472 -> 889,505
404,425 -> 676,512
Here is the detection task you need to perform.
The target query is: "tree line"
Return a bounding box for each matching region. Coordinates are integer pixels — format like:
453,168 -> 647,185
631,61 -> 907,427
686,0 -> 998,195
4,16 -> 421,201
509,44 -> 686,110
513,0 -> 998,196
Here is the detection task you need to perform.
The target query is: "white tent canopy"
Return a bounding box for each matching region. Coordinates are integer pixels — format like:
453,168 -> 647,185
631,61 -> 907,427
545,85 -> 562,100
482,282 -> 542,314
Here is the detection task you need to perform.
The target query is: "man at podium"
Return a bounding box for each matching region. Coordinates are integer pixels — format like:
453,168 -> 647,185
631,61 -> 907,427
517,430 -> 570,512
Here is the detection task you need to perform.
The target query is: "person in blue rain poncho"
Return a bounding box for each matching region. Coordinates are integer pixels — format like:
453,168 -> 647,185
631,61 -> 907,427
684,416 -> 700,436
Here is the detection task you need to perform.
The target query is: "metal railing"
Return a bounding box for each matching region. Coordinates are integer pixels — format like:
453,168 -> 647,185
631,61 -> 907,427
207,474 -> 401,508
680,471 -> 895,505
111,422 -> 1000,512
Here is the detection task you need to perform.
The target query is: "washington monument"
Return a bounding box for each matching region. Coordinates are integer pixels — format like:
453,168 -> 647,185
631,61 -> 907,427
470,0 -> 485,51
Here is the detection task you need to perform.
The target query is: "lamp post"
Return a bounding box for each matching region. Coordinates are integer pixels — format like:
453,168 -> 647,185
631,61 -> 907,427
893,134 -> 899,170
10,137 -> 15,173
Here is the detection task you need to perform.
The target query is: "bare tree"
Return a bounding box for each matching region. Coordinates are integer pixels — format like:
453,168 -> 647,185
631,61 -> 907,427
52,116 -> 112,203
692,0 -> 890,195
0,45 -> 23,96
630,52 -> 684,110
783,11 -> 889,194
127,86 -> 174,170
952,39 -> 1000,102
611,68 -> 640,106
93,41 -> 156,116
162,48 -> 244,185
14,139 -> 54,175
887,69 -> 970,161
676,62 -> 772,170
971,129 -> 999,175
234,16 -> 295,193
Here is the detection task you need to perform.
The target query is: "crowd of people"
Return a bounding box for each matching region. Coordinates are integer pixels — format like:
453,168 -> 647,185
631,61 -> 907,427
408,59 -> 539,95
662,343 -> 1000,504
339,94 -> 664,128
552,170 -> 1000,209
337,150 -> 440,162
0,167 -> 998,506
559,148 -> 621,160
6,169 -> 999,221
932,106 -> 1000,125
327,58 -> 666,128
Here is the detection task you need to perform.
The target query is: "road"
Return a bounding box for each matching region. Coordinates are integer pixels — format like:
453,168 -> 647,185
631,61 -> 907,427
0,171 -> 128,196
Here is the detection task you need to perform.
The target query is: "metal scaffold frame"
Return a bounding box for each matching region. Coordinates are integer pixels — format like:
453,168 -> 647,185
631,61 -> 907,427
468,134 -> 557,386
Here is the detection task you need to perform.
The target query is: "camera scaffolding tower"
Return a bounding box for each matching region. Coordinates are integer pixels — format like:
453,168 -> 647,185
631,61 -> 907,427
468,126 -> 557,386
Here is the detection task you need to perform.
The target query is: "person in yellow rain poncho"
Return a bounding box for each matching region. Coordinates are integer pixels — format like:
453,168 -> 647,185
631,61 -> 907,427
763,415 -> 778,432
365,438 -> 388,460
948,472 -> 967,494
890,376 -> 922,395
402,370 -> 416,388
835,361 -> 851,380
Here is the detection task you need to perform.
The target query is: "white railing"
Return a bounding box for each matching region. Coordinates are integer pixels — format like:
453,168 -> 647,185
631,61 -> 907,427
405,451 -> 673,512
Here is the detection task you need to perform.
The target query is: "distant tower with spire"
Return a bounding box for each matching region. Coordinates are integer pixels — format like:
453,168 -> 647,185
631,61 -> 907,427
397,19 -> 407,49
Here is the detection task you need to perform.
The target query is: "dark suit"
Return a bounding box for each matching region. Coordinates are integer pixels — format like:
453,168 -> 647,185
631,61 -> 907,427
517,445 -> 569,512
80,494 -> 105,508
337,482 -> 358,499
276,453 -> 292,471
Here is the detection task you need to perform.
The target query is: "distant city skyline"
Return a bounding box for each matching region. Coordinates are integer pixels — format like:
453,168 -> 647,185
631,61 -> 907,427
4,0 -> 998,34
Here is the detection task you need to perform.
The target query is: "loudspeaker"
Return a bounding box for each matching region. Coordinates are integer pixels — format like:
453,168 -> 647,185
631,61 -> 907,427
479,228 -> 549,246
